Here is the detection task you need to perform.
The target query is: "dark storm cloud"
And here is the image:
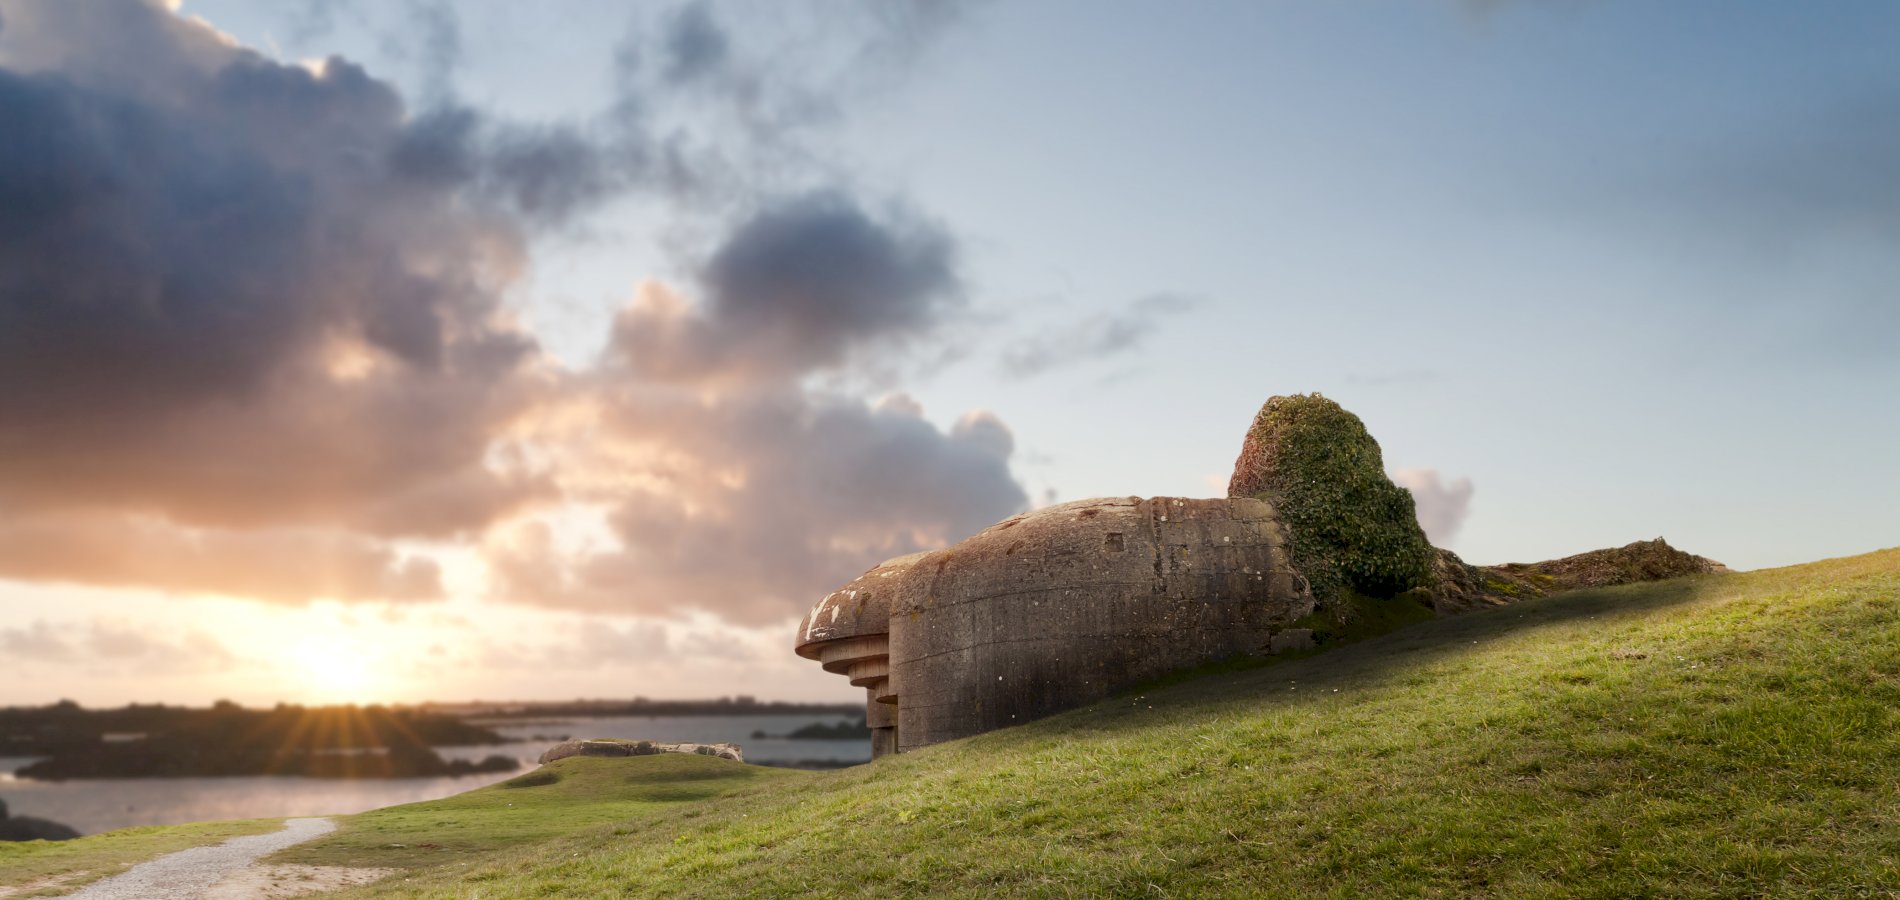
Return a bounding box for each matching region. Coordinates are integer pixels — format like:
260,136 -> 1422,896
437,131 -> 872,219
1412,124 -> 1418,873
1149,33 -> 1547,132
0,0 -> 546,537
612,192 -> 961,381
999,293 -> 1203,378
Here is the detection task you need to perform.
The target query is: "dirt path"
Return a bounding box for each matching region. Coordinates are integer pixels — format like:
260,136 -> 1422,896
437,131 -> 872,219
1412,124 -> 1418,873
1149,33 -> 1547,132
63,818 -> 389,900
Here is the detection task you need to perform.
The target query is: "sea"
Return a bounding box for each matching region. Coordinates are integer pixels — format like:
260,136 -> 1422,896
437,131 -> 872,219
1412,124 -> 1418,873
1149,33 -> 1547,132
0,714 -> 869,836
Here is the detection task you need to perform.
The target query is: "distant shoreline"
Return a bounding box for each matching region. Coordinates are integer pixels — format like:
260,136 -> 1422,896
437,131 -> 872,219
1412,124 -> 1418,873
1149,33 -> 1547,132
418,698 -> 863,719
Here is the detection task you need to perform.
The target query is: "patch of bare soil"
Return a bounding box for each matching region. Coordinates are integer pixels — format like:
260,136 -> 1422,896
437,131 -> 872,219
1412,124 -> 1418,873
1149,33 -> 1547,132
0,872 -> 88,899
0,873 -> 90,900
203,864 -> 396,899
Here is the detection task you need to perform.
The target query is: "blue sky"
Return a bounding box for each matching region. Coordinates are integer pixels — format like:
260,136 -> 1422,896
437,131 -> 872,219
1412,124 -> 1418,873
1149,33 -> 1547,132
1,0 -> 1894,705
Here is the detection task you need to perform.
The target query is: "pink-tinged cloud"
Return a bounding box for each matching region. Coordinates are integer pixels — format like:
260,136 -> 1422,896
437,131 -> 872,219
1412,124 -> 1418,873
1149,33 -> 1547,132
0,619 -> 241,675
0,515 -> 442,604
1391,467 -> 1476,546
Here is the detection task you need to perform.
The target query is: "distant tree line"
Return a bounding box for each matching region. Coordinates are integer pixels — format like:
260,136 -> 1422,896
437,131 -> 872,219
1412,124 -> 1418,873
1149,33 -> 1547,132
2,701 -> 517,779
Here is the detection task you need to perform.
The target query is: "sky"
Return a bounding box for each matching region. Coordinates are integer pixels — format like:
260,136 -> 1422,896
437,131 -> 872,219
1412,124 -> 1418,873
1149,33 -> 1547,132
1,0 -> 1895,708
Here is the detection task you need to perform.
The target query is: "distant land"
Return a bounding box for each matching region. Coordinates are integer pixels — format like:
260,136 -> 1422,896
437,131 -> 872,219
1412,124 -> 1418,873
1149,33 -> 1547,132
0,696 -> 859,780
413,696 -> 862,719
1,702 -> 515,780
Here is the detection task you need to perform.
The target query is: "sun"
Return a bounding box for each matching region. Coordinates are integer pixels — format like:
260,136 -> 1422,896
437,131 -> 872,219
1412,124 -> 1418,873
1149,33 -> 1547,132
287,637 -> 381,705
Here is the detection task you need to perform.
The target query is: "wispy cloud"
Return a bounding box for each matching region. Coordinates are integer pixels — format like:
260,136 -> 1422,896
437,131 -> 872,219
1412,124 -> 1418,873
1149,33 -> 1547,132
999,293 -> 1204,379
0,619 -> 241,675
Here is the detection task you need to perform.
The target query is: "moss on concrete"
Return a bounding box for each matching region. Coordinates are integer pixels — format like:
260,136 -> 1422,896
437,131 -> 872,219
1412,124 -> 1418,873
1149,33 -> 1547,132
1292,587 -> 1438,647
1229,393 -> 1436,615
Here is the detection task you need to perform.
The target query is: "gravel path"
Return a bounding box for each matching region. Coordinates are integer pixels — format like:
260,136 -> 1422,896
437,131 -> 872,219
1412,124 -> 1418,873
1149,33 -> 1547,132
67,817 -> 336,900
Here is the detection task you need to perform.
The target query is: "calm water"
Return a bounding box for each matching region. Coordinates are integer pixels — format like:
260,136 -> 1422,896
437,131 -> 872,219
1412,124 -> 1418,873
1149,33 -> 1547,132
0,714 -> 868,836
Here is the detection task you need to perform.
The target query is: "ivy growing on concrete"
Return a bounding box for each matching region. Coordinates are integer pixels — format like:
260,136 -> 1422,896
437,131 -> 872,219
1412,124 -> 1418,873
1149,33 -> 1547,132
1229,393 -> 1436,614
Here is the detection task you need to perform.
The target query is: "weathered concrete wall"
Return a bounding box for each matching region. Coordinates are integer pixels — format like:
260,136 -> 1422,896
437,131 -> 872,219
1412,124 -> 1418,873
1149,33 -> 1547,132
865,688 -> 897,758
795,552 -> 925,758
887,496 -> 1313,752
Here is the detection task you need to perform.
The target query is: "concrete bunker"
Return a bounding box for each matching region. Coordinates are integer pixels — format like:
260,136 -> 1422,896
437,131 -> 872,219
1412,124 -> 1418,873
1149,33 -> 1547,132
796,496 -> 1314,756
794,393 -> 1727,757
793,552 -> 925,758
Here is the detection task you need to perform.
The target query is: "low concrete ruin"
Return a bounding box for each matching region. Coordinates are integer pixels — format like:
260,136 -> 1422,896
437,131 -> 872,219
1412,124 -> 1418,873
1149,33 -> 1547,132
795,393 -> 1727,756
538,739 -> 744,764
795,496 -> 1315,756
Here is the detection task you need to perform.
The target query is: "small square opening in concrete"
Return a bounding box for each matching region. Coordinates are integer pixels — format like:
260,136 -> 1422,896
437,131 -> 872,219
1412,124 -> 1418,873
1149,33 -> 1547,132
1103,532 -> 1125,552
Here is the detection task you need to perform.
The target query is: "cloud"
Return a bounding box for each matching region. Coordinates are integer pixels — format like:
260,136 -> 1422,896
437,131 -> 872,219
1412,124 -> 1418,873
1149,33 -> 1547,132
0,619 -> 241,674
349,0 -> 988,233
0,0 -> 547,537
659,2 -> 730,86
474,619 -> 672,671
1391,468 -> 1475,546
485,184 -> 1012,628
0,514 -> 441,604
616,0 -> 980,140
391,0 -> 460,101
0,0 -> 1022,630
488,389 -> 1026,624
465,614 -> 774,675
0,621 -> 76,663
999,293 -> 1203,378
283,0 -> 359,49
612,192 -> 961,382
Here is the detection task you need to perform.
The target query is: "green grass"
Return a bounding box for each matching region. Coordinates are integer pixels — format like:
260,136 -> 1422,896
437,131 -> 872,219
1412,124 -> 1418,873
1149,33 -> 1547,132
327,548 -> 1900,898
1293,586 -> 1440,646
0,819 -> 281,896
268,753 -> 800,874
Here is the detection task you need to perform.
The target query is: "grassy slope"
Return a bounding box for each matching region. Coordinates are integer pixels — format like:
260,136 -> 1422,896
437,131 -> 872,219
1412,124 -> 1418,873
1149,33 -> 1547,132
0,819 -> 281,897
0,751 -> 792,897
269,754 -> 799,874
336,548 -> 1900,898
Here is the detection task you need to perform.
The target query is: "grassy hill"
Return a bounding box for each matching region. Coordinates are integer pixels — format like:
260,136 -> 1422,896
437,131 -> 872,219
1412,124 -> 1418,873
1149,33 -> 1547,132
304,547 -> 1900,897
8,549 -> 1897,897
